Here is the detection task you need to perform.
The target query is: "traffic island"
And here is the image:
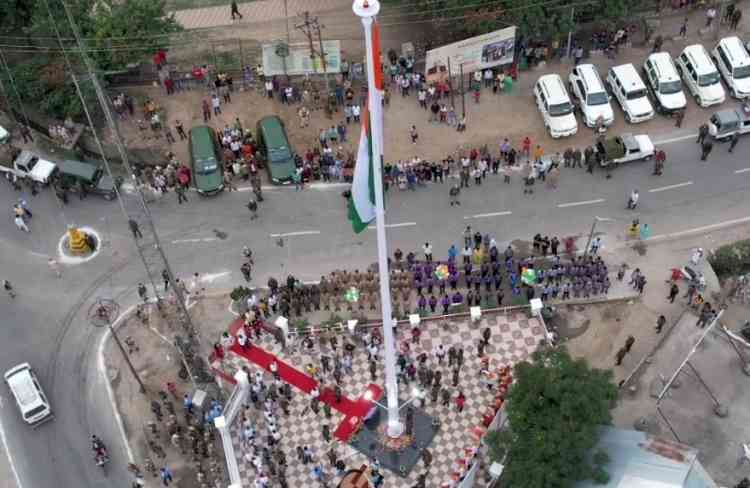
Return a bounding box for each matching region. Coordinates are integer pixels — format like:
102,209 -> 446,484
58,225 -> 101,264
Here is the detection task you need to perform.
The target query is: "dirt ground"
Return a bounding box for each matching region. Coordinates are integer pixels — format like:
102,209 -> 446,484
105,294 -> 236,487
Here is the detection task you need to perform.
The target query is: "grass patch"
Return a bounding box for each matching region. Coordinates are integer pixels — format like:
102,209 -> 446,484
708,239 -> 750,279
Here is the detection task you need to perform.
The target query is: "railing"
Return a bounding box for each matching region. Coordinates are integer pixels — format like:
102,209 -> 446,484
214,370 -> 249,488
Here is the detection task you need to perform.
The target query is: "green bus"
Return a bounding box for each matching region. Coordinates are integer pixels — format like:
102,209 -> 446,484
256,115 -> 295,184
189,125 -> 224,195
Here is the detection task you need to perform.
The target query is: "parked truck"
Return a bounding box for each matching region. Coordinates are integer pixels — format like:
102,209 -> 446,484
0,146 -> 57,184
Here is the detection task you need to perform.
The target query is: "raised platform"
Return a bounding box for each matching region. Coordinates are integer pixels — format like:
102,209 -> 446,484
349,404 -> 438,478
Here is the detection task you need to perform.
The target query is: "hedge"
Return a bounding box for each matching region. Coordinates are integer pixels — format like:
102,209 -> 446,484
708,239 -> 750,278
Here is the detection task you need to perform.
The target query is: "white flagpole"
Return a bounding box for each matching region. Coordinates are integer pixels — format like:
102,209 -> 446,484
352,0 -> 402,438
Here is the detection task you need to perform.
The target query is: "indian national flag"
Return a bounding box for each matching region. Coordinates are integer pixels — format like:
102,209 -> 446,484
348,21 -> 384,233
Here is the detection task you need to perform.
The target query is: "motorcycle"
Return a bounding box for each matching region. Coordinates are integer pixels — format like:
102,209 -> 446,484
670,265 -> 706,291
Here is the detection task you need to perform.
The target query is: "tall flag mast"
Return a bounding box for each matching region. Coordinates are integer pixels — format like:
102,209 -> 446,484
350,0 -> 403,437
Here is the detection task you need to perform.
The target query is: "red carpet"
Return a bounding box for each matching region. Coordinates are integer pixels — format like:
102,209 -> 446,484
227,318 -> 382,441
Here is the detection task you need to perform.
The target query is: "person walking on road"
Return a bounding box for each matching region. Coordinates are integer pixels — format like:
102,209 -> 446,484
230,0 -> 243,19
656,315 -> 666,334
175,120 -> 187,140
615,346 -> 627,366
700,140 -> 713,161
247,198 -> 258,220
159,466 -> 173,486
625,335 -> 635,353
14,214 -> 30,232
129,219 -> 143,238
667,283 -> 679,303
449,183 -> 460,206
729,132 -> 740,153
696,123 -> 709,144
175,185 -> 188,204
674,109 -> 685,128
4,280 -> 16,298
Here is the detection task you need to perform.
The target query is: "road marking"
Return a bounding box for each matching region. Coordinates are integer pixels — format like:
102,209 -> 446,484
171,237 -> 219,244
735,168 -> 750,174
367,222 -> 418,229
238,182 -> 350,192
270,230 -> 321,238
648,181 -> 693,193
653,133 -> 698,145
200,271 -> 232,283
463,211 -> 512,219
557,198 -> 606,208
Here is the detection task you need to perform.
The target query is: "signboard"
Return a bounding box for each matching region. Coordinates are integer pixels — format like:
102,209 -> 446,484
261,40 -> 341,77
425,26 -> 516,83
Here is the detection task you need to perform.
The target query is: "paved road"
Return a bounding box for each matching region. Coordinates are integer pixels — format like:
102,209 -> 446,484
0,131 -> 749,487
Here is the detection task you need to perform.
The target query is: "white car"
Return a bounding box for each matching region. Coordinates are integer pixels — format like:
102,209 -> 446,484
643,52 -> 687,114
676,44 -> 725,107
569,64 -> 614,127
534,74 -> 578,138
594,134 -> 655,166
4,363 -> 54,427
607,64 -> 655,123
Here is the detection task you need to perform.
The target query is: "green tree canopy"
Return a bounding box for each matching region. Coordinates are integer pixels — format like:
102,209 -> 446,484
385,0 -> 634,40
487,346 -> 617,488
1,0 -> 181,119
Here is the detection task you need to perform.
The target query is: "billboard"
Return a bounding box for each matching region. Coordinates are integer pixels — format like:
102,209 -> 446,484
261,40 -> 341,77
425,26 -> 516,83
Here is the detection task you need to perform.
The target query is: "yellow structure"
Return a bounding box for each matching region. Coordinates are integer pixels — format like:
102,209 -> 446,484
67,226 -> 91,255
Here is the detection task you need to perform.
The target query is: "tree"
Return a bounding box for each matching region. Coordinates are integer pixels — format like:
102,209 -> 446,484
0,0 -> 181,119
487,346 -> 617,488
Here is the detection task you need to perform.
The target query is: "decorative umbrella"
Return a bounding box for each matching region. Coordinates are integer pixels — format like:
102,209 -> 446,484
521,267 -> 537,285
344,286 -> 360,303
434,264 -> 450,281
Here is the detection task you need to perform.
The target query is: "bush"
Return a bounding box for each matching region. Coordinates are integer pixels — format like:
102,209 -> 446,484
230,286 -> 251,301
709,239 -> 750,278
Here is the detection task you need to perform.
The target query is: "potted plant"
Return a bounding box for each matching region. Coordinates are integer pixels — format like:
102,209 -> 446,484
229,286 -> 252,313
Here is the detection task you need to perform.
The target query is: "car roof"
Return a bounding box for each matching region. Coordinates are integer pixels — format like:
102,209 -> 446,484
714,108 -> 741,123
537,74 -> 570,103
620,133 -> 638,150
576,64 -> 606,93
717,36 -> 750,67
682,44 -> 717,74
611,64 -> 646,90
647,52 -> 680,81
4,364 -> 42,408
59,159 -> 98,179
189,125 -> 219,169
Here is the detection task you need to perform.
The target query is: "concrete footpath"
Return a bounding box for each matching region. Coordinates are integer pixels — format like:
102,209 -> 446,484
0,444 -> 19,488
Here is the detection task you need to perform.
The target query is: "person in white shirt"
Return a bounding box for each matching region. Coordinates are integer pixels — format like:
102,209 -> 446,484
352,104 -> 361,123
434,344 -> 446,363
422,242 -> 433,262
473,70 -> 482,83
483,69 -> 493,87
264,80 -> 273,98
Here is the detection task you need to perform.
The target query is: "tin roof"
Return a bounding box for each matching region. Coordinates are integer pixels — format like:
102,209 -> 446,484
575,427 -> 717,488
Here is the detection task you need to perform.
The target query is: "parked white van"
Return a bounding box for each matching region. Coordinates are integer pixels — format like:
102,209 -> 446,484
606,64 -> 655,123
4,363 -> 54,427
676,44 -> 725,107
643,52 -> 687,113
568,64 -> 614,127
534,74 -> 578,138
712,36 -> 750,98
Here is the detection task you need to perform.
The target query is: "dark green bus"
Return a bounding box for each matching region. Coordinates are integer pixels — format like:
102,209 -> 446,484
189,125 -> 224,195
256,115 -> 295,184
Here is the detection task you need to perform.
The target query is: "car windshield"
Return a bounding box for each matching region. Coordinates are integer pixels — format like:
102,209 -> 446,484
733,65 -> 750,79
587,92 -> 609,105
269,147 -> 290,162
26,157 -> 38,170
199,162 -> 218,174
659,80 -> 682,94
697,71 -> 720,86
24,405 -> 47,419
626,89 -> 647,100
710,114 -> 721,128
549,101 -> 573,116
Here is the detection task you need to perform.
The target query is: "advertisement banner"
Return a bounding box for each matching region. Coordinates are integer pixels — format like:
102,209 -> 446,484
425,26 -> 516,83
261,40 -> 341,77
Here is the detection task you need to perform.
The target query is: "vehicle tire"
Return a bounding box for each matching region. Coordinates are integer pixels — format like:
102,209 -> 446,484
694,93 -> 701,105
644,154 -> 653,161
104,193 -> 114,201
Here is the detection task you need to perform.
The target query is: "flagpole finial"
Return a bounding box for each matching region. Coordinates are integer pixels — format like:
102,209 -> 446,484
353,0 -> 380,18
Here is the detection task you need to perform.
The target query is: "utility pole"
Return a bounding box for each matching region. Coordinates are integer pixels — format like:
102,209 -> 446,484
284,0 -> 291,45
459,63 -> 466,119
296,11 -> 332,117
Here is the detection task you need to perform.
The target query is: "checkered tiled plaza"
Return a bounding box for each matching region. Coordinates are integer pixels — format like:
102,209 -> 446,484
217,309 -> 545,488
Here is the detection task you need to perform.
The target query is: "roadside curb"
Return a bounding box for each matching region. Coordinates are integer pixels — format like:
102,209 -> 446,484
617,216 -> 750,250
97,304 -> 138,464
